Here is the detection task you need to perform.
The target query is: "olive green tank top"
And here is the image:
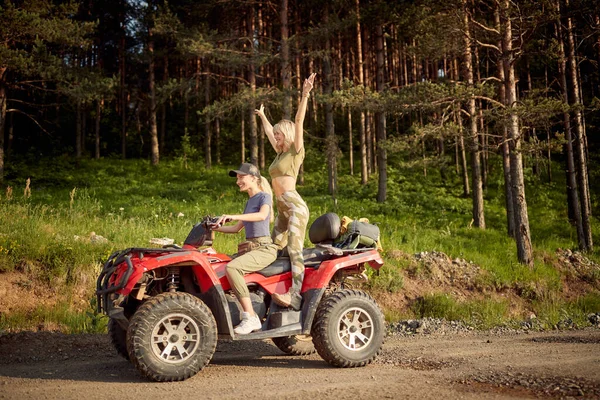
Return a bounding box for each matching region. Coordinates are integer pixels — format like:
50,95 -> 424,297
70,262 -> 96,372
269,145 -> 305,180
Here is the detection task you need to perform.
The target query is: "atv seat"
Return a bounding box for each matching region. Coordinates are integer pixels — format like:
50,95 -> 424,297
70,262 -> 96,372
257,247 -> 336,277
254,212 -> 345,277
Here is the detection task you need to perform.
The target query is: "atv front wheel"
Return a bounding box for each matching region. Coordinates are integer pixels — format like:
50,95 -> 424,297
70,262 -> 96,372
272,335 -> 315,356
312,289 -> 385,367
127,292 -> 217,382
108,318 -> 129,361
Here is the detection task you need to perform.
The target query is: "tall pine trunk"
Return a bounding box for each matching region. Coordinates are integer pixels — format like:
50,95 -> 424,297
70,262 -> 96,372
95,99 -> 103,160
375,24 -> 387,203
564,0 -> 593,251
280,0 -> 291,119
241,117 -> 245,163
0,68 -> 6,182
355,0 -> 368,185
148,29 -> 159,166
160,56 -> 168,155
76,101 -> 82,161
248,8 -> 258,166
502,0 -> 532,266
119,9 -> 127,160
557,8 -> 585,249
215,118 -> 221,165
204,61 -> 212,169
463,1 -> 485,228
348,108 -> 354,175
324,8 -> 337,196
495,7 -> 515,237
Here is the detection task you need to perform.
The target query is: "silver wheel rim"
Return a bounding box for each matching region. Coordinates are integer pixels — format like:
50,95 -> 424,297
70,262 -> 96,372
151,313 -> 201,364
336,307 -> 374,351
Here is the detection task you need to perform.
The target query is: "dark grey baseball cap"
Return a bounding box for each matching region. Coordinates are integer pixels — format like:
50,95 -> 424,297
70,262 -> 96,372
229,163 -> 261,178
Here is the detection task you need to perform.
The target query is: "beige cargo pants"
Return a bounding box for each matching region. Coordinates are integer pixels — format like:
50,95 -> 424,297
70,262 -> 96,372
226,237 -> 278,299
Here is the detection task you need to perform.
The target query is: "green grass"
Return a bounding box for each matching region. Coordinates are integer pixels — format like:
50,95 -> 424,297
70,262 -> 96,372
0,300 -> 107,334
0,151 -> 598,332
411,293 -> 511,330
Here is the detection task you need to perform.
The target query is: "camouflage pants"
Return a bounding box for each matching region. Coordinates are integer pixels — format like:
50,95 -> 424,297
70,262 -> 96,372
272,190 -> 309,294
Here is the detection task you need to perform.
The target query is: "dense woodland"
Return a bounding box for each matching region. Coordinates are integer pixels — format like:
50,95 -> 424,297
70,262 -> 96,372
1,0 -> 599,266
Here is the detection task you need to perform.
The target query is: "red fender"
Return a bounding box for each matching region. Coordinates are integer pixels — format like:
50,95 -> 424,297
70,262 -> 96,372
302,249 -> 384,290
114,249 -> 232,295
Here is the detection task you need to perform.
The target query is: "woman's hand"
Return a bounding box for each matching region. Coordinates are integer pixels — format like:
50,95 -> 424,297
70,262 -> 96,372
254,104 -> 265,117
212,214 -> 232,228
302,73 -> 316,97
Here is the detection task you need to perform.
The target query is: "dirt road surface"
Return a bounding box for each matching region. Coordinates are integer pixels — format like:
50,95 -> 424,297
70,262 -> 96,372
0,328 -> 599,399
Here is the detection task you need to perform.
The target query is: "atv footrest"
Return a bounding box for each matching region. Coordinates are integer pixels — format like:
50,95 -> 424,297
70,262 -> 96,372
227,322 -> 303,341
268,310 -> 301,329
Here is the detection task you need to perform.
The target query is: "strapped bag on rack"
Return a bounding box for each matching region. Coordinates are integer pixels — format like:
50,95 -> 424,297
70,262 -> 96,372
334,220 -> 380,250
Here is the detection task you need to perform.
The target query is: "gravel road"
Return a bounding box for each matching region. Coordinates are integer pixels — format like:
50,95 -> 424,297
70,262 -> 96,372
0,328 -> 599,399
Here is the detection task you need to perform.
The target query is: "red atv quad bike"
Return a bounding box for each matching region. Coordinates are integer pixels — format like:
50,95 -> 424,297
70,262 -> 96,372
96,212 -> 385,382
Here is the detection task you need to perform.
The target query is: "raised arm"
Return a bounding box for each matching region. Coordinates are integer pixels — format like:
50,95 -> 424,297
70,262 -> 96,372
255,104 -> 278,152
293,73 -> 316,153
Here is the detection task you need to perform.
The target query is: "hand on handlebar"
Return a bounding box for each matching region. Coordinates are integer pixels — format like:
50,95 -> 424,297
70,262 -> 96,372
210,215 -> 232,228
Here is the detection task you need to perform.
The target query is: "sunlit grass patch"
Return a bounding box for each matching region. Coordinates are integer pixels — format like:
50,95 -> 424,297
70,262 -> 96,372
0,154 -> 598,332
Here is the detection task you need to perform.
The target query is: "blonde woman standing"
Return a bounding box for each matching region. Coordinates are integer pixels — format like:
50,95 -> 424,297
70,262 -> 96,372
255,73 -> 316,310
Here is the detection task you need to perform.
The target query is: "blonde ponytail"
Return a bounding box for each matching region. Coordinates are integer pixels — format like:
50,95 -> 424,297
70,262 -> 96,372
258,176 -> 275,223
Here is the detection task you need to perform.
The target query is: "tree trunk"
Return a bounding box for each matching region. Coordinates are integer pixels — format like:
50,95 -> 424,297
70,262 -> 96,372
363,28 -> 373,175
280,0 -> 291,119
95,99 -> 103,159
558,32 -> 585,248
160,56 -> 168,155
324,8 -> 337,196
119,9 -> 127,160
0,68 -> 6,182
215,117 -> 221,165
463,0 -> 485,228
348,108 -> 354,175
76,101 -> 82,161
457,109 -> 470,197
241,117 -> 245,163
148,29 -> 159,166
564,0 -> 593,251
204,61 -> 212,169
355,0 -> 368,185
248,9 -> 258,167
495,7 -> 515,238
502,0 -> 533,266
596,14 -> 600,75
375,24 -> 387,203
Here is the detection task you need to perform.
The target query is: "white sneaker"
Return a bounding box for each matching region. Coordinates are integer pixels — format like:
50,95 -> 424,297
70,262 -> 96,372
234,312 -> 262,335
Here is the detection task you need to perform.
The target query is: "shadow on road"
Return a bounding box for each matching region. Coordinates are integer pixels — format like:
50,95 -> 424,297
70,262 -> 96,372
0,331 -> 330,382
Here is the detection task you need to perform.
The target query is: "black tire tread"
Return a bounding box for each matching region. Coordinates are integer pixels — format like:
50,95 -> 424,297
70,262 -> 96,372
127,292 -> 217,382
311,289 -> 385,368
272,335 -> 316,356
108,318 -> 129,361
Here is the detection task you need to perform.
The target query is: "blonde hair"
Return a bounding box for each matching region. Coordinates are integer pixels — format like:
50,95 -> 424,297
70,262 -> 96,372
272,119 -> 295,152
257,176 -> 275,223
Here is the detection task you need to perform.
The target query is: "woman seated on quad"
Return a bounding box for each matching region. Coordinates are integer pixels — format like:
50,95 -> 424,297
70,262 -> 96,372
212,163 -> 278,335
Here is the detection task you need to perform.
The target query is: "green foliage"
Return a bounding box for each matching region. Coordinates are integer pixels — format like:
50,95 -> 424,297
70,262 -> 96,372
532,292 -> 600,329
0,154 -> 598,331
411,293 -> 510,329
0,298 -> 107,334
366,265 -> 404,293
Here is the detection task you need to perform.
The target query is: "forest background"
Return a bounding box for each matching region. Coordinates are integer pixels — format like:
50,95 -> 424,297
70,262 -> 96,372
0,0 -> 599,332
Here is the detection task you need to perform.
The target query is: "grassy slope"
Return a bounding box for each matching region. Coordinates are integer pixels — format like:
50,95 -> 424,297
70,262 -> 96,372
0,153 -> 598,332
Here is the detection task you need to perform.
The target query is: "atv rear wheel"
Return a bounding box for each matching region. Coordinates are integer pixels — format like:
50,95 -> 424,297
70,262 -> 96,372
312,289 -> 385,367
272,335 -> 315,356
127,292 -> 217,382
108,318 -> 129,361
